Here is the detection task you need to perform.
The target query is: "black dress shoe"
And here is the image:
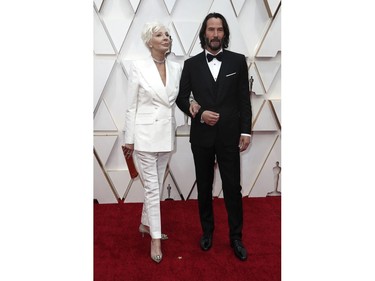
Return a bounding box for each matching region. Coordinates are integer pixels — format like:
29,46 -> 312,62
200,234 -> 212,251
231,240 -> 247,261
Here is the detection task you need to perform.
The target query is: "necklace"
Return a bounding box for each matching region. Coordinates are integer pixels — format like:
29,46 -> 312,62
152,57 -> 165,64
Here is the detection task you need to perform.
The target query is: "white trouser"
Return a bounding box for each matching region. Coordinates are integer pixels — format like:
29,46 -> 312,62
134,150 -> 170,239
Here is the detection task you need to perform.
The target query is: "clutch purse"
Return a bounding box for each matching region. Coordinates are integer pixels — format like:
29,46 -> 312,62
121,145 -> 138,179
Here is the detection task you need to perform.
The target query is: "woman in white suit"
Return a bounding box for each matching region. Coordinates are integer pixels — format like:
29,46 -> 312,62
123,22 -> 190,263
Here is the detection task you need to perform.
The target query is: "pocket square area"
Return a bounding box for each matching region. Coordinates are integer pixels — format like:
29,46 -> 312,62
226,72 -> 236,77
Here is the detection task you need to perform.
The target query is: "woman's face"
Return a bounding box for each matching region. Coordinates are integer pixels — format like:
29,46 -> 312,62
150,27 -> 171,54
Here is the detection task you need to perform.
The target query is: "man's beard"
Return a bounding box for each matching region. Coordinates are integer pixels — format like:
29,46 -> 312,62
205,37 -> 222,51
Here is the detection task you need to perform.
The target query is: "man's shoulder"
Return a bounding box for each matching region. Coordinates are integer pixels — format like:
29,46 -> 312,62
224,50 -> 245,59
185,52 -> 204,63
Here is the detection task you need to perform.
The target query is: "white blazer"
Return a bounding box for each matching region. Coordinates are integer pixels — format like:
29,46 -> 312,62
124,57 -> 182,152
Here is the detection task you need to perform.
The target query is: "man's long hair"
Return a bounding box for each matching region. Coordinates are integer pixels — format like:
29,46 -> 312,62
199,13 -> 230,49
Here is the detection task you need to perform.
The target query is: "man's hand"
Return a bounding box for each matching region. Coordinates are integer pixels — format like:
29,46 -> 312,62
239,135 -> 251,152
201,110 -> 220,126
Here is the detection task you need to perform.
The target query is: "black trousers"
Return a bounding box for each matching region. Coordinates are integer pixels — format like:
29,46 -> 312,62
191,141 -> 243,242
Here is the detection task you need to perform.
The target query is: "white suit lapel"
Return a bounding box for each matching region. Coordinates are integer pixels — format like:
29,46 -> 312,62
165,60 -> 178,105
139,57 -> 170,106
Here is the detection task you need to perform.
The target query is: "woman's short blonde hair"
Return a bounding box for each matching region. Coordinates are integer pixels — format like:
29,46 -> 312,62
141,22 -> 169,47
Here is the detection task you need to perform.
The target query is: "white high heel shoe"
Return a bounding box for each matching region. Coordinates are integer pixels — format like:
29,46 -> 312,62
150,239 -> 163,264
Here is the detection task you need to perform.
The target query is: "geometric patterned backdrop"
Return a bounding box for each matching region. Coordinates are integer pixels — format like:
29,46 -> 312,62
94,0 -> 281,203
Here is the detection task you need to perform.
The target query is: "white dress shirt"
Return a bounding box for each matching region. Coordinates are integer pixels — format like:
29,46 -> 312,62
205,50 -> 223,81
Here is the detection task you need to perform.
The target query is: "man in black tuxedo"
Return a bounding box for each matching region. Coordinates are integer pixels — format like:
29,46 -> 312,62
176,13 -> 252,261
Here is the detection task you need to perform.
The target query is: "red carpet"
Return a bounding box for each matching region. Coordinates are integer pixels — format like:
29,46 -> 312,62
94,197 -> 281,281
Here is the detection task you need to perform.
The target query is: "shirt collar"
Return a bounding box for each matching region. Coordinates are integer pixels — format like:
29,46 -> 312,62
205,49 -> 223,56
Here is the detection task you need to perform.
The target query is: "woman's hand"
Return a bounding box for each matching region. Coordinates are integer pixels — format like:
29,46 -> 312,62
189,101 -> 201,118
122,144 -> 134,158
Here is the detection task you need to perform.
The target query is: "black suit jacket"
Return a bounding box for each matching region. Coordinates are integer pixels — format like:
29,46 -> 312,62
176,50 -> 252,147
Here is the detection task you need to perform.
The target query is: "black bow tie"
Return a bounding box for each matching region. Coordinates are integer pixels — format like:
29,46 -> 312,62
206,52 -> 223,62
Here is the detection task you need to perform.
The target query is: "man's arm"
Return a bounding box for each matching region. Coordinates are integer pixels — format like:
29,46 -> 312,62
238,55 -> 252,135
176,62 -> 193,117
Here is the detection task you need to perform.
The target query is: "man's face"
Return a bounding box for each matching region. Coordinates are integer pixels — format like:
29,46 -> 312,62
204,17 -> 225,53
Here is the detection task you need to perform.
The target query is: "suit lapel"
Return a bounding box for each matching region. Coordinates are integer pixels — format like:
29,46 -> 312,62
216,50 -> 230,82
165,60 -> 178,105
215,51 -> 233,101
197,52 -> 216,100
200,51 -> 216,83
139,57 -> 170,106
